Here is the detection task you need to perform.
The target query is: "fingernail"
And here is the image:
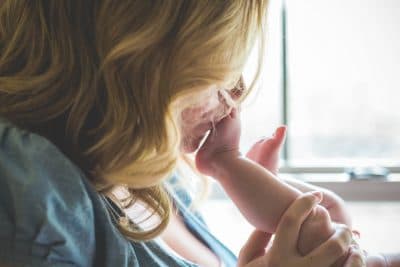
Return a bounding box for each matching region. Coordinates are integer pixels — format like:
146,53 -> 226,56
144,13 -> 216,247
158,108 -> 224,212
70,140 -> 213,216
310,191 -> 323,203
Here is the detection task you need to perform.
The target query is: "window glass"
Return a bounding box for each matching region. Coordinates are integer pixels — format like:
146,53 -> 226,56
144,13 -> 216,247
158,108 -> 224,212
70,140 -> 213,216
241,0 -> 282,152
286,0 -> 400,165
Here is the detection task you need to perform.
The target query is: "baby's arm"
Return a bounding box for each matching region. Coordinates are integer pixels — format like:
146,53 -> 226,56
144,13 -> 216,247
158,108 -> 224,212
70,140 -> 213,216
197,110 -> 393,267
196,110 -> 336,256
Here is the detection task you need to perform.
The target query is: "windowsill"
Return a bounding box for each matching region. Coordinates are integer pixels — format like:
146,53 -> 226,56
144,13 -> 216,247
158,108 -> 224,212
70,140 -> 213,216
307,180 -> 400,201
280,173 -> 400,201
280,172 -> 400,182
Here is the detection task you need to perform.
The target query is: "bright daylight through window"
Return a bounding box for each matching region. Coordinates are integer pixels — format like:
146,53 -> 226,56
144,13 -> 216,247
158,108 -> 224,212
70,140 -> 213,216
241,0 -> 400,172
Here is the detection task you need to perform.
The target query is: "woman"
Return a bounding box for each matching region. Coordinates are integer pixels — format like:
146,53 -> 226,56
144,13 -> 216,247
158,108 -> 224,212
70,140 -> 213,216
0,1 -> 366,266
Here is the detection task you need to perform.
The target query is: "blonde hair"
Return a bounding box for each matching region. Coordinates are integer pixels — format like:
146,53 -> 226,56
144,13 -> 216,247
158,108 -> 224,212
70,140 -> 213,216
0,1 -> 268,241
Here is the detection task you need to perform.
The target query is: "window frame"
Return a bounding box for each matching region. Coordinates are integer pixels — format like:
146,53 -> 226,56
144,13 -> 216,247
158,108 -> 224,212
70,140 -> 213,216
278,0 -> 400,200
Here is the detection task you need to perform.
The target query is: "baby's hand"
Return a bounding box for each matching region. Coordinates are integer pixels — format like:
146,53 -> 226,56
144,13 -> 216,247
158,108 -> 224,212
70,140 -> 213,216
246,126 -> 287,175
195,108 -> 241,177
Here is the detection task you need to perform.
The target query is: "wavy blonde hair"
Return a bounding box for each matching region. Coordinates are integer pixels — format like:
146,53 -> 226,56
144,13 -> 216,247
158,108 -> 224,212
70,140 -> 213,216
0,1 -> 268,241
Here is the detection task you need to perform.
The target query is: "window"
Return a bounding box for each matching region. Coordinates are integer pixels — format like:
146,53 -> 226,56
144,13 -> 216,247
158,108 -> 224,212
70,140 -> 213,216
287,0 -> 400,166
241,0 -> 400,184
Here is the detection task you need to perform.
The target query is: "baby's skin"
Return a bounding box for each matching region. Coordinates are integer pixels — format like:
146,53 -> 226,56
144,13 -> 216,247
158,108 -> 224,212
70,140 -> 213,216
196,109 -> 388,267
245,126 -> 400,267
246,126 -> 347,262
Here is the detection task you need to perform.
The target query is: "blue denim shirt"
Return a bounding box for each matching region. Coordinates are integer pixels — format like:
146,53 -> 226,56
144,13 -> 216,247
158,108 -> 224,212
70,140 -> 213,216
0,118 -> 237,267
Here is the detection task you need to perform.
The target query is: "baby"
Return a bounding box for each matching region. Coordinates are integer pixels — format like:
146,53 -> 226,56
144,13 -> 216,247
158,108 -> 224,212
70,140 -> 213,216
195,109 -> 393,267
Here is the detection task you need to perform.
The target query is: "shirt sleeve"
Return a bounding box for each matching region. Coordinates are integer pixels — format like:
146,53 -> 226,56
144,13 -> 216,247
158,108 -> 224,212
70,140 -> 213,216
0,122 -> 96,267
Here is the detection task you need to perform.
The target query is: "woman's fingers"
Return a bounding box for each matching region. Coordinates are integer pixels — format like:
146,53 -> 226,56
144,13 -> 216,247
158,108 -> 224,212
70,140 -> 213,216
238,230 -> 273,266
273,191 -> 322,252
306,223 -> 353,267
343,247 -> 366,267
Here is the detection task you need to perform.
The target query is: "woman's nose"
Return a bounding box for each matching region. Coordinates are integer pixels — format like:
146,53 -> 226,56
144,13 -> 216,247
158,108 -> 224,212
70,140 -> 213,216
214,100 -> 232,123
230,75 -> 245,100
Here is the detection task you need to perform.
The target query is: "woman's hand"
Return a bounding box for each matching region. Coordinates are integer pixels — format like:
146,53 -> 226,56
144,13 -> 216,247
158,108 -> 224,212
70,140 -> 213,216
237,192 -> 364,267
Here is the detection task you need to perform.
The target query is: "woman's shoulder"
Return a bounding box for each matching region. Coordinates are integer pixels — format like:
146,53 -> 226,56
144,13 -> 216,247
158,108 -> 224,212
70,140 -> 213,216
0,117 -> 99,266
0,117 -> 94,212
0,118 -> 199,267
